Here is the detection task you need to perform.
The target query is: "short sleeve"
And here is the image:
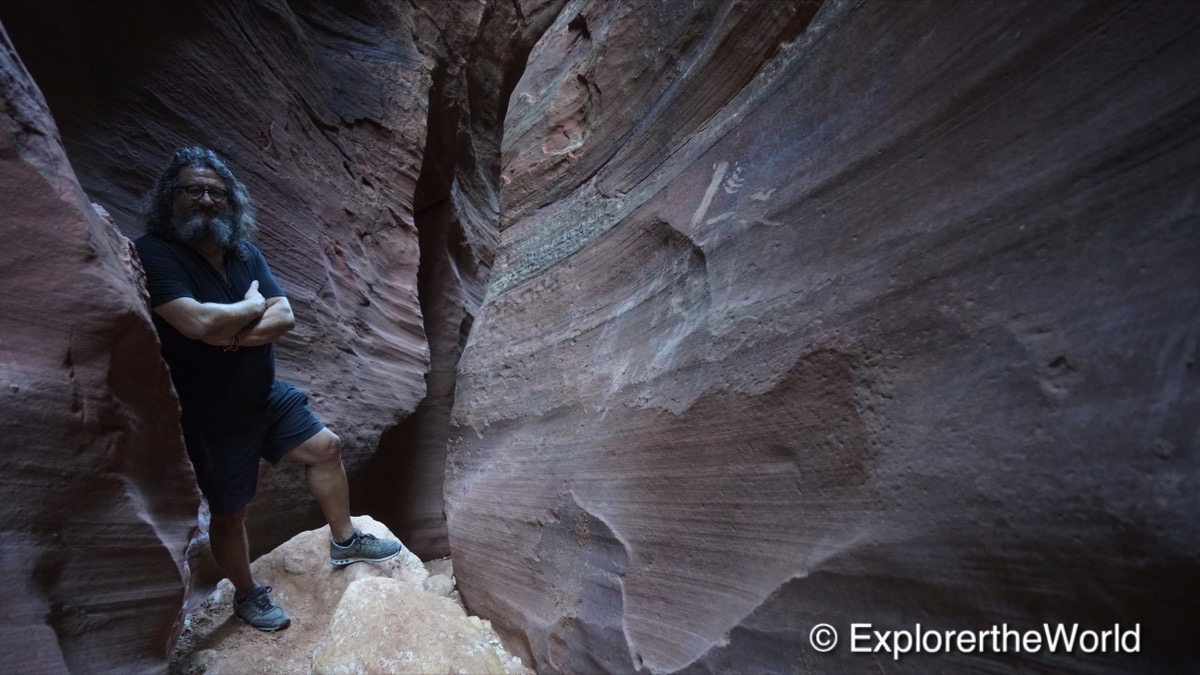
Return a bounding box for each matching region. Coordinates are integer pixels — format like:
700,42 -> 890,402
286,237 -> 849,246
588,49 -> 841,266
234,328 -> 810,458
135,236 -> 195,308
246,243 -> 285,299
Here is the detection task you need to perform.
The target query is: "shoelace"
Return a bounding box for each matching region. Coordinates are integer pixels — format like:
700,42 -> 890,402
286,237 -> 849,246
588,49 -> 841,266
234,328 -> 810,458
249,586 -> 277,611
338,533 -> 379,548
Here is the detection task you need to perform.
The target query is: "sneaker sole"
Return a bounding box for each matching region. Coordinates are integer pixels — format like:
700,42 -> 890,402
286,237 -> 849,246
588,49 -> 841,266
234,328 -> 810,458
330,549 -> 401,566
237,616 -> 291,632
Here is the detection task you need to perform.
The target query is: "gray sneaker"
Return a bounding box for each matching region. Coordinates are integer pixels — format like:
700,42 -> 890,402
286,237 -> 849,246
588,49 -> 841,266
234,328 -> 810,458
233,583 -> 290,632
330,531 -> 403,566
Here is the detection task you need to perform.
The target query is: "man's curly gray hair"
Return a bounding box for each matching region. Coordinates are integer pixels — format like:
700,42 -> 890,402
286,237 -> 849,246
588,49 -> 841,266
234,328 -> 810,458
140,146 -> 257,259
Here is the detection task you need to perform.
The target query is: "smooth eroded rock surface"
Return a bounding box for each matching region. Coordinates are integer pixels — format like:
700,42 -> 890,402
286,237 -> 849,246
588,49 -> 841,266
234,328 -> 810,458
174,516 -> 424,673
354,0 -> 571,559
0,0 -> 572,566
448,1 -> 1200,672
0,24 -> 198,674
0,0 -> 432,559
311,577 -> 530,675
5,0 -> 1200,672
173,516 -> 527,675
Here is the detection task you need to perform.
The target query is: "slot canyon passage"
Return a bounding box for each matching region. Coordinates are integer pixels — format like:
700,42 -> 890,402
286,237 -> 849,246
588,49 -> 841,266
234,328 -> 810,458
1,0 -> 1198,673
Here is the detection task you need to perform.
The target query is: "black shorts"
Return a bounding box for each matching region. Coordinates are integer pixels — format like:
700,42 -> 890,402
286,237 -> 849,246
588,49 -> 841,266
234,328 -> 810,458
182,380 -> 324,515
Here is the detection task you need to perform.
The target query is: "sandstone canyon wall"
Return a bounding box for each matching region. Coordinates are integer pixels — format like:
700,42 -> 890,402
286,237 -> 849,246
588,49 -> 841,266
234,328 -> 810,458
0,1 -> 433,561
447,0 -> 1200,673
1,0 -> 1198,673
0,1 -> 556,670
0,0 -> 567,563
0,27 -> 199,673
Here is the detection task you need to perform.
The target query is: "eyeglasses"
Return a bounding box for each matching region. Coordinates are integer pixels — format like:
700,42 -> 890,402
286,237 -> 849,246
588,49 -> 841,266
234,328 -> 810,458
175,185 -> 228,202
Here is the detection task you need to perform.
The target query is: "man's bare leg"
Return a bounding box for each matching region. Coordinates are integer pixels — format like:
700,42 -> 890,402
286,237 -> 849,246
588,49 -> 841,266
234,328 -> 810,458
284,428 -> 355,542
213,505 -> 290,631
209,507 -> 254,595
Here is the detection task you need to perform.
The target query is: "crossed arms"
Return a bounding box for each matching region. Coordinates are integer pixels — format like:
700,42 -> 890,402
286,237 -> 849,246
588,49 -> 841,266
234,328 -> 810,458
153,280 -> 295,348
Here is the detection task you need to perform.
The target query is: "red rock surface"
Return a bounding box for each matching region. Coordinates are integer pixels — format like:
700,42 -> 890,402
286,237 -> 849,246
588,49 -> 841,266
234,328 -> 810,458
0,26 -> 199,674
0,0 -> 575,566
0,1 -> 570,665
0,1 -> 431,560
4,0 -> 1200,672
356,0 -> 572,559
448,1 -> 1200,672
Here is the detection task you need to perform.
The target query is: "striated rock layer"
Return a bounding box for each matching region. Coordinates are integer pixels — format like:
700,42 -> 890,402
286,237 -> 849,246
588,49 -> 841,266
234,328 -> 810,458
449,1 -> 1200,673
0,0 -> 432,558
0,25 -> 199,674
356,0 -> 571,558
0,0 -> 574,565
0,2 -> 573,664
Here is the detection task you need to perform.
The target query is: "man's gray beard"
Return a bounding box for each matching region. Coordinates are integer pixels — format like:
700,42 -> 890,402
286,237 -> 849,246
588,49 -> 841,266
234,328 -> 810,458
173,213 -> 235,249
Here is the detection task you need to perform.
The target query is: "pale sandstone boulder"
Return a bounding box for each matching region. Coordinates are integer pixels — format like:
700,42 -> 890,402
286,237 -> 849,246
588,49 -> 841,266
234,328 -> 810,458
424,574 -> 456,598
423,557 -> 454,580
175,516 -> 527,675
311,577 -> 531,675
175,516 -> 424,674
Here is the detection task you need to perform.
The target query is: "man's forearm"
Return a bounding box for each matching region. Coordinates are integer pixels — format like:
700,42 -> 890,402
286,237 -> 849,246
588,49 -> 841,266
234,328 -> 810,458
237,302 -> 295,347
193,299 -> 264,344
202,295 -> 295,349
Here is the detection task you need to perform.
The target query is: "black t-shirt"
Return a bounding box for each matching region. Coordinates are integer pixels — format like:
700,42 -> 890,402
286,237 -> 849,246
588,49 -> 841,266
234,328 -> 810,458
135,234 -> 286,433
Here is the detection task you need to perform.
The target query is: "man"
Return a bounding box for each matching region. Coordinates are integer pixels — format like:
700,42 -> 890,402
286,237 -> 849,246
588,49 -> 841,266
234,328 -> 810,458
134,147 -> 401,632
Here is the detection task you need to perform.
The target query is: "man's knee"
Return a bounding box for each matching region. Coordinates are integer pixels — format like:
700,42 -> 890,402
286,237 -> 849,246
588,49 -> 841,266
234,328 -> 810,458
293,429 -> 341,466
317,431 -> 342,463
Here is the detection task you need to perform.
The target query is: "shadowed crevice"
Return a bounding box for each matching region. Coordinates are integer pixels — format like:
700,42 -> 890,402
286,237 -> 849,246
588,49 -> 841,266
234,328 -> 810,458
353,0 -> 572,559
